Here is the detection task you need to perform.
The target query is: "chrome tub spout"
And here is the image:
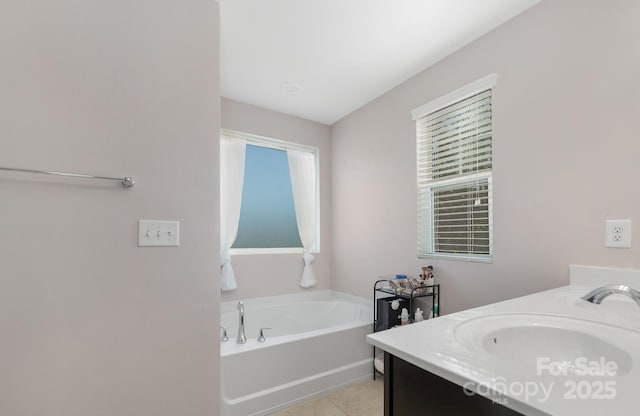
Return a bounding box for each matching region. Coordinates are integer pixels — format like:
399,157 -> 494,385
236,301 -> 247,344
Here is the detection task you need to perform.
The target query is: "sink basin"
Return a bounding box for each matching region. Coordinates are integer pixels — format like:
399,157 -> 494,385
454,314 -> 634,376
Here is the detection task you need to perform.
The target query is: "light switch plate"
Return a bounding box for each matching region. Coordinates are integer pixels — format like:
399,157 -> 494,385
138,220 -> 180,247
605,219 -> 631,248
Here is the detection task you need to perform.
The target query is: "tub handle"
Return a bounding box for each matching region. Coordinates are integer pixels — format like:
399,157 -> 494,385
220,326 -> 229,342
257,327 -> 272,343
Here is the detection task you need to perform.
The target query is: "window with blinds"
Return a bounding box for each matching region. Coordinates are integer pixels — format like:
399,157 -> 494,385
416,84 -> 493,261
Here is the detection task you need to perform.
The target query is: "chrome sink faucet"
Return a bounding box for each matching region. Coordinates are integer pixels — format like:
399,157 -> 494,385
581,284 -> 640,307
236,301 -> 247,344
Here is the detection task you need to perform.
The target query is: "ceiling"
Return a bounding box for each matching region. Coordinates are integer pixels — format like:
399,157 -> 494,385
219,0 -> 541,125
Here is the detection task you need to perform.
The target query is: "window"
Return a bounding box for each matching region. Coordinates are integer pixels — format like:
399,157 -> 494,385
414,75 -> 495,261
220,130 -> 320,291
222,130 -> 319,254
233,144 -> 302,249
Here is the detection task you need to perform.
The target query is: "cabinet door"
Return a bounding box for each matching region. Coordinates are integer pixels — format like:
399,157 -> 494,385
384,353 -> 523,416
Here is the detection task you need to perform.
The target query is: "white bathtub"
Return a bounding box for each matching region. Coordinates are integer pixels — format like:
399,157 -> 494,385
220,290 -> 373,416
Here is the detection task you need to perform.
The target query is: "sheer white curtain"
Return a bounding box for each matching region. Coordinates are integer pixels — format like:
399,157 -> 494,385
287,149 -> 318,288
220,135 -> 246,292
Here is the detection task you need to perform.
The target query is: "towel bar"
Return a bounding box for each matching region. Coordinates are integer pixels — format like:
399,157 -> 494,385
0,166 -> 134,187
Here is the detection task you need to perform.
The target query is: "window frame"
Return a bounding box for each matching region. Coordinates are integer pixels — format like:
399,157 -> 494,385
413,74 -> 496,263
222,129 -> 320,256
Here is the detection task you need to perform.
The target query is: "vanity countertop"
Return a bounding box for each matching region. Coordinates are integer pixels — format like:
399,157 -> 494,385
367,269 -> 640,416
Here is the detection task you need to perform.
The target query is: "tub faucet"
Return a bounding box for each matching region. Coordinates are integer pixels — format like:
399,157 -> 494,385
236,301 -> 247,344
220,326 -> 228,342
581,284 -> 640,307
257,327 -> 272,343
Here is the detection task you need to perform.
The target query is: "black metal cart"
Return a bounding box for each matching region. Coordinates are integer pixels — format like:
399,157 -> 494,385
372,279 -> 440,379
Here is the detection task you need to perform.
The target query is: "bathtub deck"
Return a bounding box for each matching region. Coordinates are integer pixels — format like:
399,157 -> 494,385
274,378 -> 383,416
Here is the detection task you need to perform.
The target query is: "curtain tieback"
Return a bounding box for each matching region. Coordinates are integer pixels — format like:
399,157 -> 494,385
221,251 -> 232,267
303,251 -> 314,266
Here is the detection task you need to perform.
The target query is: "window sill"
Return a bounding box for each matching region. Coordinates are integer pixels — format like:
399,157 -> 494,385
230,247 -> 319,256
418,253 -> 493,264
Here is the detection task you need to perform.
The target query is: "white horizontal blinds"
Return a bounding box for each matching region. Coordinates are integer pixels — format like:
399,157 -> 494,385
432,179 -> 490,255
417,89 -> 492,185
417,88 -> 493,258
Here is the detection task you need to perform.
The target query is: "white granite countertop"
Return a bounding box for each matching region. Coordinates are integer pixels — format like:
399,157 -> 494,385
366,266 -> 640,416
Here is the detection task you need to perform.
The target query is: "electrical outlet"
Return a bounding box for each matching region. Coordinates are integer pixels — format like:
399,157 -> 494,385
605,219 -> 631,248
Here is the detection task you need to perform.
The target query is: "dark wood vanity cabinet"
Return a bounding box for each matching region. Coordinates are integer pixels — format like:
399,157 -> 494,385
383,353 -> 524,416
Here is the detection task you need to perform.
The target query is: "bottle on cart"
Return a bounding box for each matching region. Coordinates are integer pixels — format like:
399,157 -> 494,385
400,308 -> 409,325
429,299 -> 439,319
414,308 -> 424,322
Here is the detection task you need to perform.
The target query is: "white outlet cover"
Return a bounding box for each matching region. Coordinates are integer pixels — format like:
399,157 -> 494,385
605,219 -> 631,248
138,220 -> 180,247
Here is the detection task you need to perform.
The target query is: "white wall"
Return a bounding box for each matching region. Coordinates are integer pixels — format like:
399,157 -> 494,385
0,1 -> 220,415
221,98 -> 332,301
331,0 -> 640,314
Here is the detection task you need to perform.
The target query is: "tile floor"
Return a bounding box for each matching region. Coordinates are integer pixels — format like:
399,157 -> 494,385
273,378 -> 384,416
